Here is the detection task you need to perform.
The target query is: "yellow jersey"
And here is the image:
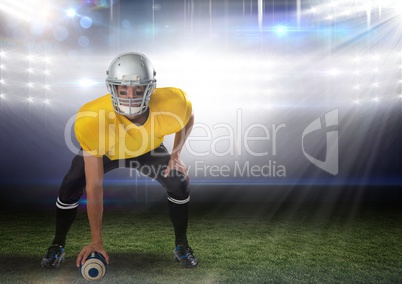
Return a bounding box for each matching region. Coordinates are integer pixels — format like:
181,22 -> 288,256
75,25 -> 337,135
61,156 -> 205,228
74,87 -> 192,160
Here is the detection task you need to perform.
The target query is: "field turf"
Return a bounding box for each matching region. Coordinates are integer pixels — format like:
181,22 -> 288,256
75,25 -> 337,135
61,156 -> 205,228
0,200 -> 401,283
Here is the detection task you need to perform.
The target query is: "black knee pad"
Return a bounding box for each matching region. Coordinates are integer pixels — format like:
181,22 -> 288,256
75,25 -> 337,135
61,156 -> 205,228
58,177 -> 85,209
163,170 -> 190,203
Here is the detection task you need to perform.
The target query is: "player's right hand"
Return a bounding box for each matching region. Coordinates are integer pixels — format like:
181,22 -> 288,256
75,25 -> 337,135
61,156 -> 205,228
76,243 -> 110,267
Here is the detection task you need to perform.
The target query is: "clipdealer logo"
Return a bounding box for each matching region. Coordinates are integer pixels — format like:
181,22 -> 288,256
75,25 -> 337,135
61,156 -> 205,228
302,109 -> 339,175
63,108 -> 339,178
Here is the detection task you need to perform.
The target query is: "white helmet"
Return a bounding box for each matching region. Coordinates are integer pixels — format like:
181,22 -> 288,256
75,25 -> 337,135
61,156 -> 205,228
106,52 -> 157,116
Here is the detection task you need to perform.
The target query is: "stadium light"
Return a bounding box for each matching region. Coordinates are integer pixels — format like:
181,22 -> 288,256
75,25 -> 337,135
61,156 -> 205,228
0,94 -> 5,99
27,97 -> 34,102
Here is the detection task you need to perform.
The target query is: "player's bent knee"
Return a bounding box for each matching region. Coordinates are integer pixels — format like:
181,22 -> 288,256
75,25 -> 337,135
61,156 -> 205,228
58,185 -> 84,206
164,170 -> 190,203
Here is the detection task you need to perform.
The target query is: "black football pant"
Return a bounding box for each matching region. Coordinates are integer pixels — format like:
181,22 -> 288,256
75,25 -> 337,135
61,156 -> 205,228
52,144 -> 190,247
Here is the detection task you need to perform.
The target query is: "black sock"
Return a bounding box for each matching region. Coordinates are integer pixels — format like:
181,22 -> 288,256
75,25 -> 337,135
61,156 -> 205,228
52,207 -> 78,247
168,200 -> 189,247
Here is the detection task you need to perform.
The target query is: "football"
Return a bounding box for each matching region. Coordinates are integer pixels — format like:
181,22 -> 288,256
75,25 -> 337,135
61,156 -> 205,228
79,252 -> 108,281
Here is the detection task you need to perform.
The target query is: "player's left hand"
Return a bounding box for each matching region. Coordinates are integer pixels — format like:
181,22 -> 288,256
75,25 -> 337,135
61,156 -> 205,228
163,155 -> 189,180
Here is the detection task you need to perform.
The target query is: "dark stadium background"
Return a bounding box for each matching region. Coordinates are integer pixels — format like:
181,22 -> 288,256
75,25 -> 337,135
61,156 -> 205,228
0,0 -> 401,208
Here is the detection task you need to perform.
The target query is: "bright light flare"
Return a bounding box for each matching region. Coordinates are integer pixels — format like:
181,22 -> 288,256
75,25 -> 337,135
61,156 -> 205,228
307,0 -> 402,27
275,25 -> 287,34
0,2 -> 31,22
0,0 -> 53,22
0,94 -> 5,99
66,8 -> 76,17
328,68 -> 341,77
79,79 -> 97,87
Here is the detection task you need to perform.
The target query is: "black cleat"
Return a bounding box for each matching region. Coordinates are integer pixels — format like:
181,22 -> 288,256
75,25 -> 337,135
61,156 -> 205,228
41,244 -> 65,268
174,245 -> 198,268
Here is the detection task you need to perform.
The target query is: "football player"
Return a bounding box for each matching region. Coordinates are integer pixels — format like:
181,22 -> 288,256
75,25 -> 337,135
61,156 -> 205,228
41,52 -> 198,269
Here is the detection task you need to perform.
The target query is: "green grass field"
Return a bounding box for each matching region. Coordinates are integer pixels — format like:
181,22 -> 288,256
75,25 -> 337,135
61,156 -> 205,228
0,202 -> 401,283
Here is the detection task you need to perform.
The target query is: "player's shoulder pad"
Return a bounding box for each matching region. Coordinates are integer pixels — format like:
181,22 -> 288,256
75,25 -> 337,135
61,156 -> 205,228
151,87 -> 192,113
150,87 -> 192,132
74,95 -> 111,137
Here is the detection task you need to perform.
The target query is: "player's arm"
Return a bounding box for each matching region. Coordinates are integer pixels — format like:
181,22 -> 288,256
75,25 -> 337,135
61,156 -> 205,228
76,152 -> 110,267
163,111 -> 194,177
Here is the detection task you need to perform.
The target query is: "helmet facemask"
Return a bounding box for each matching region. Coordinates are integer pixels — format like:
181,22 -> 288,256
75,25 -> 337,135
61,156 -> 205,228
106,52 -> 157,116
107,81 -> 156,116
